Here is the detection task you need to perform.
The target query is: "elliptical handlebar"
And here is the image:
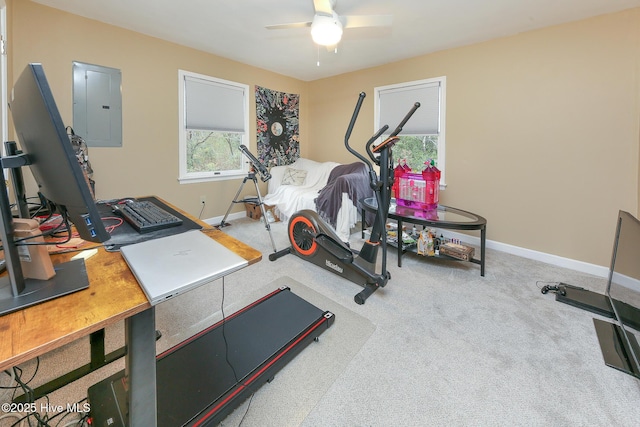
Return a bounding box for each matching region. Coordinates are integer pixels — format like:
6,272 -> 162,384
366,101 -> 421,161
365,125 -> 389,166
344,92 -> 366,143
344,92 -> 389,170
388,102 -> 421,138
344,92 -> 370,167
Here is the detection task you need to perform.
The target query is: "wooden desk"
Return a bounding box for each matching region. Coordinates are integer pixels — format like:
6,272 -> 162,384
0,197 -> 261,426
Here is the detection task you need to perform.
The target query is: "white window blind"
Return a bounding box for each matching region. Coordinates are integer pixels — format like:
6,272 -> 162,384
379,82 -> 440,135
184,76 -> 245,132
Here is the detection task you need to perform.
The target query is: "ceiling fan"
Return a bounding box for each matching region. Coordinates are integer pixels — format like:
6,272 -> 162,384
265,0 -> 393,47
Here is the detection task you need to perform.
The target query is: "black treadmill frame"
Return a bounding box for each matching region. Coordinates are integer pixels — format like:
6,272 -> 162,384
88,287 -> 334,427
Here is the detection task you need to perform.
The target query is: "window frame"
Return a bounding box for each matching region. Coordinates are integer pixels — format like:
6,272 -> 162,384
178,69 -> 250,184
374,76 -> 446,187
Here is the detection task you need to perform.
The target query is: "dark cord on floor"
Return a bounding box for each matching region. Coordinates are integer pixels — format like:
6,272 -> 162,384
220,277 -> 254,426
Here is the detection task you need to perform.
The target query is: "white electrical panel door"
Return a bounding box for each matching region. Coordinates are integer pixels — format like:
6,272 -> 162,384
73,62 -> 122,147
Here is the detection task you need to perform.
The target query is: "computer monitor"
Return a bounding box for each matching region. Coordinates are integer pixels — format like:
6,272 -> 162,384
593,210 -> 640,378
9,63 -> 109,242
0,63 -> 111,316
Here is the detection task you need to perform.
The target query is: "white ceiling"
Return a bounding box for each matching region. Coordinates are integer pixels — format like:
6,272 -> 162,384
33,0 -> 640,81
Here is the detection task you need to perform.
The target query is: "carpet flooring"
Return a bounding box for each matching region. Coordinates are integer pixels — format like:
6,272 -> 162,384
2,216 -> 640,427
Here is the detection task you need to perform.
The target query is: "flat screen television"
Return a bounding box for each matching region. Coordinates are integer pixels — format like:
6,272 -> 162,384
0,63 -> 111,316
593,210 -> 640,378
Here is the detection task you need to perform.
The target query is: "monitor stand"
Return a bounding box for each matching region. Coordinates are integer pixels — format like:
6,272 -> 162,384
0,151 -> 90,316
0,259 -> 90,315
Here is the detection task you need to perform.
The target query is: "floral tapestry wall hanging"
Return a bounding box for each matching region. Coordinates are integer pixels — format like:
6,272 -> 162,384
255,86 -> 300,167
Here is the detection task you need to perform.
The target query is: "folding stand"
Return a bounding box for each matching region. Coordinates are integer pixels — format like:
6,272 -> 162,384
218,171 -> 277,253
554,284 -> 613,318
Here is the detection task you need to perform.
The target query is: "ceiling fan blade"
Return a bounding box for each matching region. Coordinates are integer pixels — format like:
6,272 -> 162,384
313,0 -> 335,16
341,14 -> 393,29
265,21 -> 312,30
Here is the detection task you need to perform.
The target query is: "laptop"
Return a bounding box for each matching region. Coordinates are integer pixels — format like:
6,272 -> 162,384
120,230 -> 248,305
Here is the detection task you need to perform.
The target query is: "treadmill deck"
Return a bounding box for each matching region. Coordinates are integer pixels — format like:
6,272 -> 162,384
88,287 -> 334,426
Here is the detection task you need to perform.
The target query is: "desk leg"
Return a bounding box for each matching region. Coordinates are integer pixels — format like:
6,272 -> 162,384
125,307 -> 157,427
480,226 -> 486,277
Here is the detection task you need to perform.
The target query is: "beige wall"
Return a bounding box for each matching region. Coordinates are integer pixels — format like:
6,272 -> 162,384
8,1 -> 640,268
8,0 -> 309,221
308,8 -> 640,267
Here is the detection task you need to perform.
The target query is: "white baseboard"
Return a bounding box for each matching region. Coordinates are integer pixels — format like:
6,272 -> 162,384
206,216 -> 610,280
201,211 -> 247,226
443,230 -> 609,279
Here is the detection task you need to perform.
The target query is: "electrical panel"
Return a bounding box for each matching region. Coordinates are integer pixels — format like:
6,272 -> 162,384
72,62 -> 122,147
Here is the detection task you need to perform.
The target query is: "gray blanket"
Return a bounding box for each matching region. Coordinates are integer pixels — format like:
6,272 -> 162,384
315,162 -> 375,229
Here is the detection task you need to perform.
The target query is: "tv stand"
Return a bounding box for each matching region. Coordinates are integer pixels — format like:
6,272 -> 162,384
550,283 -> 640,333
546,283 -> 614,318
593,318 -> 640,378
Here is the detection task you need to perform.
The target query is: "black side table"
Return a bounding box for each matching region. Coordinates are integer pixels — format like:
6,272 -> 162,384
360,198 -> 487,276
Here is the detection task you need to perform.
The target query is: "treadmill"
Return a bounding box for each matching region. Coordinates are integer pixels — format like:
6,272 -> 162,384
88,287 -> 334,426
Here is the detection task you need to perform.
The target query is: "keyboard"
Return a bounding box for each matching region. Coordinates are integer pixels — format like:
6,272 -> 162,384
112,200 -> 183,233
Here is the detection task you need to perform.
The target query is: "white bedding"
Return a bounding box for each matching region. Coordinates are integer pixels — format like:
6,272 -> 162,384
263,158 -> 340,223
263,158 -> 363,242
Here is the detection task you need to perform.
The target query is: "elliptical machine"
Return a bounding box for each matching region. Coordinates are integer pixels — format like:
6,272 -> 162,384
269,92 -> 419,304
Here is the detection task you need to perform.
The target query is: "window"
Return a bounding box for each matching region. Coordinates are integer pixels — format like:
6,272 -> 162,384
374,77 -> 446,185
178,70 -> 249,183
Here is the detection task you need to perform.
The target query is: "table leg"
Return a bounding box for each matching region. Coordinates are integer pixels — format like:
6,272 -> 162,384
125,307 -> 157,427
13,329 -> 128,403
397,219 -> 403,267
480,226 -> 486,277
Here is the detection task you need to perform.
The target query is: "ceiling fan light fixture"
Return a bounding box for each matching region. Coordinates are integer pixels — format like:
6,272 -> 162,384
311,14 -> 343,46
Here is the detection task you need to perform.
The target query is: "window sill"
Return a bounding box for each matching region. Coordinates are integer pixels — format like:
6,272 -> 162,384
178,172 -> 246,184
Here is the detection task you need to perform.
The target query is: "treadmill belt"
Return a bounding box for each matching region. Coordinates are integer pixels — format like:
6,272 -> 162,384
88,287 -> 334,427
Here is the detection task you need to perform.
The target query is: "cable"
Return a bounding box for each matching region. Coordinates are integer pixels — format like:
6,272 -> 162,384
219,277 -> 256,427
100,216 -> 124,234
6,211 -> 73,250
237,392 -> 255,427
0,369 -> 17,401
220,276 -> 240,383
0,413 -> 23,427
17,359 -> 39,389
198,201 -> 206,219
220,276 -> 255,427
46,397 -> 90,427
27,199 -> 48,219
11,363 -> 51,427
2,362 -> 89,427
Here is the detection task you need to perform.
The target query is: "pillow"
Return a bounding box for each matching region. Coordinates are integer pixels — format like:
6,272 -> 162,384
281,167 -> 308,186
